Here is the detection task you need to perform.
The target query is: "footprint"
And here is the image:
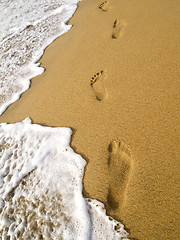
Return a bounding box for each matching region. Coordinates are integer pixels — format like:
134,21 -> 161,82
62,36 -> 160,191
112,19 -> 126,39
107,140 -> 132,210
90,70 -> 108,101
99,1 -> 110,11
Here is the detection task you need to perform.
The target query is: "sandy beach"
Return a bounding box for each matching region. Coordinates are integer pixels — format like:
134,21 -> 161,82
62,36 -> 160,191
0,0 -> 179,239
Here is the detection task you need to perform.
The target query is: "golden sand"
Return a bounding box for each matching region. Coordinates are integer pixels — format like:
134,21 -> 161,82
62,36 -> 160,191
0,0 -> 180,239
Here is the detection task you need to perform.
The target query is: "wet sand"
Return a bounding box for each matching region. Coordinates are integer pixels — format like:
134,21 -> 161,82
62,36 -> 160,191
0,0 -> 180,239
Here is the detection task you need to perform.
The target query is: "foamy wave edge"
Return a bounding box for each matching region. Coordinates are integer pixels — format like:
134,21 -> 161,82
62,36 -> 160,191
0,118 -> 129,239
0,3 -> 78,116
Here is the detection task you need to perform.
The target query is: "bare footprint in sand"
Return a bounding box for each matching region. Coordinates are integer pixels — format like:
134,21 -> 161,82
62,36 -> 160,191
99,1 -> 110,11
112,19 -> 126,39
107,139 -> 132,210
90,70 -> 108,101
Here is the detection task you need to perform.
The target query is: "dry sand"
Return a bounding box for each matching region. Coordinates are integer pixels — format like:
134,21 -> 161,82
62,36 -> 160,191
0,0 -> 180,239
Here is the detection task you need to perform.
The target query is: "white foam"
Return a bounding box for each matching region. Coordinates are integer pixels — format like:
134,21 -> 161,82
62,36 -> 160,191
0,0 -> 80,115
0,118 -> 90,239
0,119 -> 129,239
86,199 -> 129,240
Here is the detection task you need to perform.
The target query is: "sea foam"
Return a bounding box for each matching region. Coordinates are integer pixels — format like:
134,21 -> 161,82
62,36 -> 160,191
0,0 -> 79,115
0,118 -> 129,239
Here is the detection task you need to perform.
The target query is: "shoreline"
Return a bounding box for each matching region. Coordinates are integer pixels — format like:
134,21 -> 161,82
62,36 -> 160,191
0,1 -> 79,116
0,0 -> 179,239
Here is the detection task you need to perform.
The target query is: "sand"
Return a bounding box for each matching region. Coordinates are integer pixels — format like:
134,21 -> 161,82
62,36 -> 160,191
0,0 -> 180,239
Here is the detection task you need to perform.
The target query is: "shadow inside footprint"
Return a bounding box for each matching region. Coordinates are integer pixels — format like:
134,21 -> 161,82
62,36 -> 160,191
112,19 -> 126,39
99,1 -> 110,11
107,188 -> 119,210
90,70 -> 108,101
